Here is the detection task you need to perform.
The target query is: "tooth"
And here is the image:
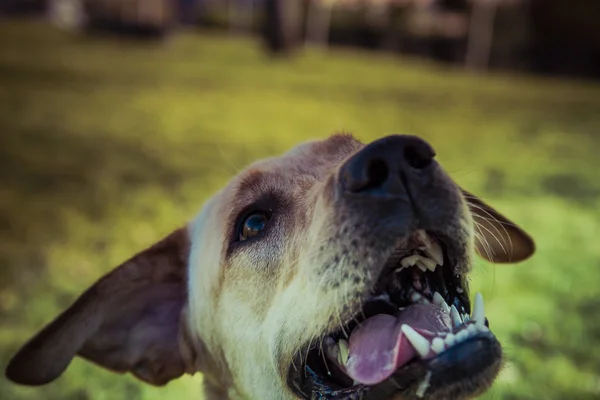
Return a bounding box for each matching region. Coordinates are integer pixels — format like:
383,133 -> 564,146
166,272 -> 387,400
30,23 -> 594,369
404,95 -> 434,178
401,325 -> 430,358
401,255 -> 419,269
433,292 -> 450,313
450,305 -> 462,327
476,324 -> 489,333
467,324 -> 477,336
411,291 -> 423,303
419,257 -> 437,272
423,240 -> 444,266
462,313 -> 470,322
472,292 -> 485,327
445,333 -> 456,347
456,329 -> 469,343
431,337 -> 445,354
415,260 -> 428,272
337,339 -> 349,365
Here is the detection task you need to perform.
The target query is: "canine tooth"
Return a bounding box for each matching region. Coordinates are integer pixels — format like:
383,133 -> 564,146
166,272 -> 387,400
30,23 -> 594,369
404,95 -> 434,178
445,333 -> 456,347
337,339 -> 349,366
472,292 -> 485,327
450,305 -> 462,327
462,313 -> 470,322
476,324 -> 489,333
401,325 -> 430,358
431,337 -> 445,354
433,292 -> 450,313
456,329 -> 469,343
423,240 -> 444,266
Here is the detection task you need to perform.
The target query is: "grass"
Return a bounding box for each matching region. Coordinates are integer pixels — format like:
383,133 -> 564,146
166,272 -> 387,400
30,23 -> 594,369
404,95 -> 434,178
1,19 -> 600,400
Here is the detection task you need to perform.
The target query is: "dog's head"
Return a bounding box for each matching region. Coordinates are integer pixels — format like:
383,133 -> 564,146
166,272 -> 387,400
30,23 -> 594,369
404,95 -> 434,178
5,134 -> 534,400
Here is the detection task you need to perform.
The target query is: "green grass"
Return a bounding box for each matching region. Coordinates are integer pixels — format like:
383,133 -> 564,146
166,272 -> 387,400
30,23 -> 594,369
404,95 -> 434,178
1,19 -> 600,400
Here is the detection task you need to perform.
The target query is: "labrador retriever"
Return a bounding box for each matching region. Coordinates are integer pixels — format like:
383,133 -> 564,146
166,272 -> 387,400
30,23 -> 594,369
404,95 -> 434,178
5,134 -> 535,399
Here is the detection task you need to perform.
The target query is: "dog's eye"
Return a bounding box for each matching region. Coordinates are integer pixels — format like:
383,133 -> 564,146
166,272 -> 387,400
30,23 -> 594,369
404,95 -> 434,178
239,212 -> 269,241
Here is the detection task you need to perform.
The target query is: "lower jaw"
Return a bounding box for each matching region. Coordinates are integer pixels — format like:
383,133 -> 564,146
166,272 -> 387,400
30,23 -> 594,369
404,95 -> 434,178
289,331 -> 502,400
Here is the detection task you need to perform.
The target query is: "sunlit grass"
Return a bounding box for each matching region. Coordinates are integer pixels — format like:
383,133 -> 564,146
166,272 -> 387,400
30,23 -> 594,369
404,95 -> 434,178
1,20 -> 599,400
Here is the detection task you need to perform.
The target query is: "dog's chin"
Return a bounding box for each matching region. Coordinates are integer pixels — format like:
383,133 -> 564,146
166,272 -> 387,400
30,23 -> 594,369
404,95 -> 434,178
287,231 -> 502,400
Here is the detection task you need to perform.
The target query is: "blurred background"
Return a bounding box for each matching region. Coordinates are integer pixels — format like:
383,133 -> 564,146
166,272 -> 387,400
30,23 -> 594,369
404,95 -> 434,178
0,1 -> 599,399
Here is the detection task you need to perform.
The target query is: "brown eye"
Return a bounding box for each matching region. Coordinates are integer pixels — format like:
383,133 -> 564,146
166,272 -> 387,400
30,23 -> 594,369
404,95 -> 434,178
239,212 -> 269,241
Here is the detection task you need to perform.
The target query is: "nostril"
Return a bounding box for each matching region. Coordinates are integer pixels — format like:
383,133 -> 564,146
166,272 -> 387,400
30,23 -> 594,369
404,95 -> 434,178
363,158 -> 389,191
404,144 -> 434,170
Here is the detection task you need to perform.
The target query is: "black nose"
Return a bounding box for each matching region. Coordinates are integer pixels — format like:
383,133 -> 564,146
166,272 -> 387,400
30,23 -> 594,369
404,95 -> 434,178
339,135 -> 436,197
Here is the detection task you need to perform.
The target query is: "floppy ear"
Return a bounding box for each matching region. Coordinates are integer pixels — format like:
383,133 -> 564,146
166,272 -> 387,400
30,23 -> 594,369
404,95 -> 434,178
5,228 -> 194,386
462,190 -> 535,263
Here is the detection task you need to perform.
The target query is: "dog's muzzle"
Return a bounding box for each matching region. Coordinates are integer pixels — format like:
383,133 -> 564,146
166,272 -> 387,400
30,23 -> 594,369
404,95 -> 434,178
288,136 -> 501,400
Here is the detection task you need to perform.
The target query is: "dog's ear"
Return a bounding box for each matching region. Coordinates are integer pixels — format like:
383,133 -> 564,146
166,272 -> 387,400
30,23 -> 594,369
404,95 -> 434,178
462,190 -> 535,263
5,228 -> 195,387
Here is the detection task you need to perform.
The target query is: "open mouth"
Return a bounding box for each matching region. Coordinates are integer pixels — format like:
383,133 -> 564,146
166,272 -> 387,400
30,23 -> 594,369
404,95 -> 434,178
288,231 -> 501,400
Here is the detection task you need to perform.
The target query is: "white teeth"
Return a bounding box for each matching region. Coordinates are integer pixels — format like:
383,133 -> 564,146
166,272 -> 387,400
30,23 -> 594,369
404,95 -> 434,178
423,240 -> 444,266
337,339 -> 349,366
467,324 -> 477,336
472,292 -> 486,328
401,325 -> 430,358
400,254 -> 418,269
400,254 -> 437,272
462,313 -> 470,322
419,257 -> 438,272
450,305 -> 463,327
431,337 -> 445,354
445,333 -> 456,347
456,330 -> 469,343
433,292 -> 450,313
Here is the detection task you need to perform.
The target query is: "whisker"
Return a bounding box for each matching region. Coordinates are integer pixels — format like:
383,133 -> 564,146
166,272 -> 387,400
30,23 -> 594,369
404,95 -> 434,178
319,337 -> 332,377
474,220 -> 508,255
474,225 -> 494,261
467,201 -> 514,254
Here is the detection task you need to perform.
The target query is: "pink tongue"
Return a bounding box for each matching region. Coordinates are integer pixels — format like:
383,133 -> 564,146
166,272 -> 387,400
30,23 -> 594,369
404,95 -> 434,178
344,304 -> 453,385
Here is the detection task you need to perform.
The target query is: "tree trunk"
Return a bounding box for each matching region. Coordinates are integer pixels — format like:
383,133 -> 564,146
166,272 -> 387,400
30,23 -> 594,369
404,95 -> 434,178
305,0 -> 332,47
262,0 -> 302,55
465,0 -> 497,71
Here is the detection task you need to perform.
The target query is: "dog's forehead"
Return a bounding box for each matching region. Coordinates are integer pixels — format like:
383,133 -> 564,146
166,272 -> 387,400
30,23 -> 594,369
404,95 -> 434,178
282,133 -> 363,167
240,133 -> 363,186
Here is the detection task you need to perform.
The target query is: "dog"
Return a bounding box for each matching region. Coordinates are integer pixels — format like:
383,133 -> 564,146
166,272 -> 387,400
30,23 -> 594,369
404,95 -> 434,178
5,134 -> 535,399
